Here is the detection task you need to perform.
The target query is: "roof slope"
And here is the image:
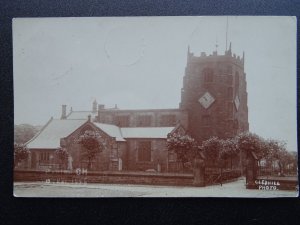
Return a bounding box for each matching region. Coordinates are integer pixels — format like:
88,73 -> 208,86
26,119 -> 175,149
92,123 -> 125,142
26,119 -> 86,149
121,127 -> 175,139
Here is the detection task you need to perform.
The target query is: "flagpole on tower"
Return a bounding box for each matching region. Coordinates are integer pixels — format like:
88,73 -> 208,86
226,16 -> 229,51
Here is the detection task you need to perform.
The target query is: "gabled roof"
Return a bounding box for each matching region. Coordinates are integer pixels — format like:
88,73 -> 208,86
66,111 -> 97,119
92,122 -> 125,142
26,119 -> 86,149
120,127 -> 175,139
26,117 -> 179,150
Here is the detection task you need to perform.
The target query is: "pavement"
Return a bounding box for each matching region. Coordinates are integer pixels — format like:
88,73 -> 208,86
14,177 -> 298,198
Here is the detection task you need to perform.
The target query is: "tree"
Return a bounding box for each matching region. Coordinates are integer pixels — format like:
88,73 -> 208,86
55,147 -> 69,169
14,124 -> 40,144
166,133 -> 197,171
201,137 -> 222,164
77,130 -> 105,170
235,132 -> 267,160
14,144 -> 30,168
265,140 -> 292,175
284,151 -> 298,174
219,138 -> 238,169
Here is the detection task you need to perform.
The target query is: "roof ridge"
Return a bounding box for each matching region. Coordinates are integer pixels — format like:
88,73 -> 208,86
121,126 -> 175,129
70,110 -> 95,112
52,118 -> 86,121
93,122 -> 120,127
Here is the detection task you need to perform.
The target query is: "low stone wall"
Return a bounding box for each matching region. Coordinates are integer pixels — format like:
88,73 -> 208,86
14,170 -> 194,186
14,169 -> 242,187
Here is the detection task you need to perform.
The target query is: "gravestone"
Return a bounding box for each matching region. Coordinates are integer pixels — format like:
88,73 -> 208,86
67,155 -> 73,170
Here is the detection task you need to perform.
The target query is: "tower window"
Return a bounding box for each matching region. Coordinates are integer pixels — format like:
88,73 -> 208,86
203,68 -> 214,82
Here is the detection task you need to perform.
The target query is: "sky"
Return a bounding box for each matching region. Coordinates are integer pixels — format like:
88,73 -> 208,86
13,16 -> 297,151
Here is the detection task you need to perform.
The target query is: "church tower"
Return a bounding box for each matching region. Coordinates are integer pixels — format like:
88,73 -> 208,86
180,45 -> 249,143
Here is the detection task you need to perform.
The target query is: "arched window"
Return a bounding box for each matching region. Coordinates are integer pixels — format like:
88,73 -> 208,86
203,68 -> 214,82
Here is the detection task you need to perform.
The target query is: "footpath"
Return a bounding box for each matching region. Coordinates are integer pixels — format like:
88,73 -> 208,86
14,177 -> 298,197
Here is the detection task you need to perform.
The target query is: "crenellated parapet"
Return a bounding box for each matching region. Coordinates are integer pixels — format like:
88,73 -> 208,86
187,43 -> 244,68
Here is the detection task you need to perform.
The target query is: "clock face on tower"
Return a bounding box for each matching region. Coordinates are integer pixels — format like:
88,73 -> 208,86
198,92 -> 215,109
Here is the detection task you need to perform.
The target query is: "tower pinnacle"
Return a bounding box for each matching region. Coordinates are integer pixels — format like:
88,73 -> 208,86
92,99 -> 97,113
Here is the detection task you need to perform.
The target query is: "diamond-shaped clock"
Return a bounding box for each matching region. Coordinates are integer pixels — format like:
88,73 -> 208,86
234,95 -> 240,110
198,92 -> 215,109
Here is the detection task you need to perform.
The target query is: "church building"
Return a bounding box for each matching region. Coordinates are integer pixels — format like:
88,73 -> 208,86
23,45 -> 249,172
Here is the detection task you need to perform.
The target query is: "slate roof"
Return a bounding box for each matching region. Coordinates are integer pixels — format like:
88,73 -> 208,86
121,127 -> 175,139
92,123 -> 125,142
92,123 -> 174,140
26,118 -> 176,150
26,119 -> 86,149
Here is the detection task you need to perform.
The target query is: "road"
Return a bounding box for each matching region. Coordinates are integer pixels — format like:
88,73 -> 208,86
14,178 -> 298,198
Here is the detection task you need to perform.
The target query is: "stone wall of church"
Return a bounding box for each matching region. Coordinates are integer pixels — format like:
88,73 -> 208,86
125,139 -> 168,172
97,109 -> 188,129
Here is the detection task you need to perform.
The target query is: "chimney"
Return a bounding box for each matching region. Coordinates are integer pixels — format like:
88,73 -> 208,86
88,115 -> 91,122
61,105 -> 67,119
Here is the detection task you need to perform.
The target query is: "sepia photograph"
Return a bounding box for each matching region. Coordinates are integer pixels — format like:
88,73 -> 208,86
13,16 -> 298,197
